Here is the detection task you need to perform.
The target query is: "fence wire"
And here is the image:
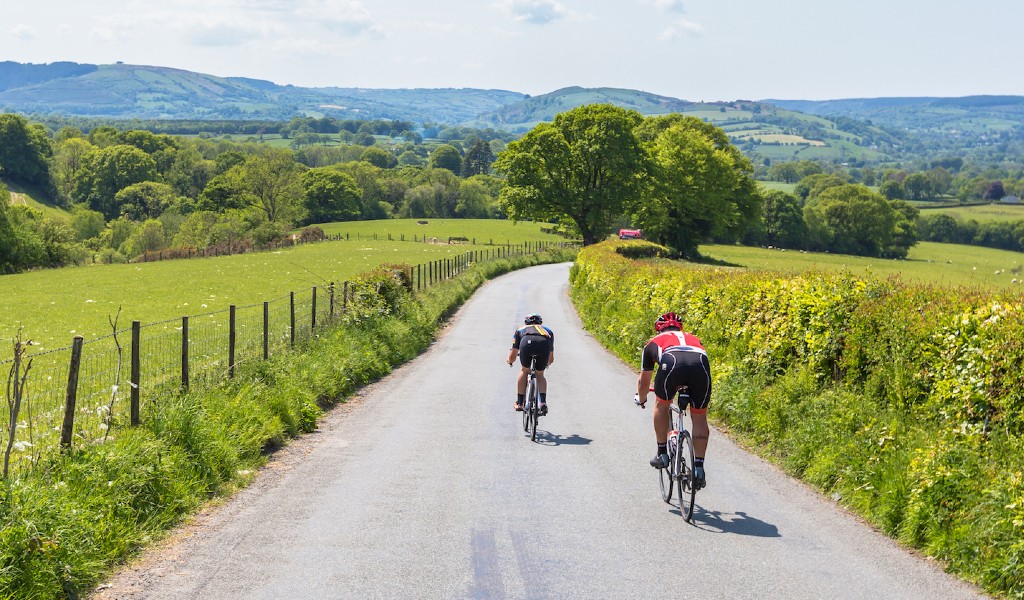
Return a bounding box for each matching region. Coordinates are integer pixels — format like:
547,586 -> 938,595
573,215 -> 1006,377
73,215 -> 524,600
2,242 -> 572,475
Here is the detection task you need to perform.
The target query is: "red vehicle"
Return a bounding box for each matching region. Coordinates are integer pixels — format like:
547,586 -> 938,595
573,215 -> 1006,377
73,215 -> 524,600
618,228 -> 643,240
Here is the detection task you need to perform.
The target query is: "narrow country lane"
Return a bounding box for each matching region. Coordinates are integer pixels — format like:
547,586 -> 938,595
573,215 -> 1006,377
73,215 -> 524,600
95,263 -> 988,600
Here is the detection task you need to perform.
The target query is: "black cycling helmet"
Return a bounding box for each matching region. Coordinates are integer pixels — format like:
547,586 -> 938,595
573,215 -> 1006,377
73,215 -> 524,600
524,313 -> 543,325
654,312 -> 682,332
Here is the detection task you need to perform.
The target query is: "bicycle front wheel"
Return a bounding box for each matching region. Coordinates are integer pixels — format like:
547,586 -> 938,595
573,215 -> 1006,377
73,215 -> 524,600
522,380 -> 534,432
677,430 -> 696,522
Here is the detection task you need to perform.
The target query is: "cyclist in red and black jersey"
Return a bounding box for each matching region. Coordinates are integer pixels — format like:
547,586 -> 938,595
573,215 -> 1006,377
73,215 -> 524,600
635,312 -> 710,489
507,313 -> 555,414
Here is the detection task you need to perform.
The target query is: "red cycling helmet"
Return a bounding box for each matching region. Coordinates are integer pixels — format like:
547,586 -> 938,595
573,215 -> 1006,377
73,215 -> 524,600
654,312 -> 682,332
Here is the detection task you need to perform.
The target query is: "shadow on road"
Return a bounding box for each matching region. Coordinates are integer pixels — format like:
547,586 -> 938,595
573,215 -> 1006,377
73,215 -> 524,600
534,431 -> 593,446
686,508 -> 781,537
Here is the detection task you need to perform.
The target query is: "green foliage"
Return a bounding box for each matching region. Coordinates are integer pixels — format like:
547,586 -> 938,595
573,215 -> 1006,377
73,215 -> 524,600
496,104 -> 646,245
614,240 -> 669,259
569,240 -> 1024,597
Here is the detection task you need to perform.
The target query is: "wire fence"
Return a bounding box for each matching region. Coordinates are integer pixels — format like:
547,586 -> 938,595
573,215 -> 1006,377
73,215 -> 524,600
0,241 -> 573,478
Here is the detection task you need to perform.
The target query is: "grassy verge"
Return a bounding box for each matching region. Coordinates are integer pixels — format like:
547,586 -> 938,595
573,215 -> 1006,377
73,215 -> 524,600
0,248 -> 576,599
570,240 -> 1024,598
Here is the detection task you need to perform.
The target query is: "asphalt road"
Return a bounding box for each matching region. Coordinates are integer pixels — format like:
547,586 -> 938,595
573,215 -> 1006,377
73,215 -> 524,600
95,262 -> 988,599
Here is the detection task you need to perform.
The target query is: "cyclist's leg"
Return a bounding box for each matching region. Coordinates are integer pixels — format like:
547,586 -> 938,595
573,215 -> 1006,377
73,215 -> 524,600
649,353 -> 677,467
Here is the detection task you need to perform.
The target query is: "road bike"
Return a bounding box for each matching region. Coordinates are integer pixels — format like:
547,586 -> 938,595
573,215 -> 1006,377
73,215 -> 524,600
521,357 -> 541,441
638,388 -> 697,521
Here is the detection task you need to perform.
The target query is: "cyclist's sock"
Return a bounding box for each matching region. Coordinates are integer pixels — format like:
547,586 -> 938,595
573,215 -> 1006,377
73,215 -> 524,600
516,393 -> 524,404
540,392 -> 547,404
657,442 -> 667,455
694,457 -> 705,467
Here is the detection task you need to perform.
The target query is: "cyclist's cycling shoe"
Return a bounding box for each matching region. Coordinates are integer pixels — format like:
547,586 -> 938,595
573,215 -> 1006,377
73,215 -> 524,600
649,453 -> 669,469
514,401 -> 524,412
693,466 -> 707,490
540,403 -> 548,416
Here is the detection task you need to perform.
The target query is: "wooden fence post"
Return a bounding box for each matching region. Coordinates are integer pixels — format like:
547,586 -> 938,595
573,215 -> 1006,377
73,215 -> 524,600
343,282 -> 349,312
131,321 -> 140,426
263,302 -> 269,360
289,292 -> 296,347
229,305 -> 236,378
60,336 -> 84,450
181,316 -> 189,390
311,286 -> 318,332
329,282 -> 336,320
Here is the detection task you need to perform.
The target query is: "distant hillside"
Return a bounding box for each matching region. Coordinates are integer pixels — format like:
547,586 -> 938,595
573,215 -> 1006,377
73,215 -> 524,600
476,86 -> 696,129
763,96 -> 1024,133
3,61 -> 1022,165
0,62 -> 524,123
0,61 -> 97,92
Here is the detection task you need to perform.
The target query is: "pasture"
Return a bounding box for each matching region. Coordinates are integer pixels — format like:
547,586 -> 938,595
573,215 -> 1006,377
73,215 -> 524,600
699,241 -> 1024,291
313,218 -> 563,244
923,202 -> 1024,223
1,219 -> 567,350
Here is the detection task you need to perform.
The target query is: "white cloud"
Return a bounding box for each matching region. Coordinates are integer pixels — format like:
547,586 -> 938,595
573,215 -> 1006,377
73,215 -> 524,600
9,24 -> 36,40
497,0 -> 569,25
655,0 -> 686,12
658,17 -> 701,41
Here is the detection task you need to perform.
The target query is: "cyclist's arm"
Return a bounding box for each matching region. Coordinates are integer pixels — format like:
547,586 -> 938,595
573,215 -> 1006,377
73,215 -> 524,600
637,369 -> 654,399
507,347 -> 519,365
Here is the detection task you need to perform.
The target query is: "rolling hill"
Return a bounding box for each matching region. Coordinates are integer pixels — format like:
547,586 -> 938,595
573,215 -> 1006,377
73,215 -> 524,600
3,61 -> 1023,165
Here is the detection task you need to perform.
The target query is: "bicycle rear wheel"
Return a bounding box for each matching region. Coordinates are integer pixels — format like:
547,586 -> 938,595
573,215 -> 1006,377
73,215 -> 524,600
522,379 -> 534,432
659,432 -> 676,502
529,383 -> 539,442
677,430 -> 696,521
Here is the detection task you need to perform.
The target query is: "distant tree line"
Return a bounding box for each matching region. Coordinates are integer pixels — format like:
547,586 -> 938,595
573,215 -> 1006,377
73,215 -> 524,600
497,105 -> 917,259
0,112 -> 509,273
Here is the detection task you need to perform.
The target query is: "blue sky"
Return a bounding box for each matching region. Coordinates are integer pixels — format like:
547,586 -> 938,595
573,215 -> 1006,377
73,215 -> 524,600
3,0 -> 1022,101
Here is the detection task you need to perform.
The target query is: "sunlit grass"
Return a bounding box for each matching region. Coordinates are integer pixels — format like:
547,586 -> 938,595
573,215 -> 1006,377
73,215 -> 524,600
1,219 -> 567,350
699,241 -> 1024,291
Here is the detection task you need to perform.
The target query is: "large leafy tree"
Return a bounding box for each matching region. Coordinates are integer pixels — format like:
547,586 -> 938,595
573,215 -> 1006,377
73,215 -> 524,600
632,115 -> 760,256
462,139 -> 495,177
241,148 -> 305,223
86,144 -> 159,219
804,184 -> 913,257
301,168 -> 362,225
748,189 -> 807,249
0,114 -> 52,186
429,144 -> 463,174
496,104 -> 646,245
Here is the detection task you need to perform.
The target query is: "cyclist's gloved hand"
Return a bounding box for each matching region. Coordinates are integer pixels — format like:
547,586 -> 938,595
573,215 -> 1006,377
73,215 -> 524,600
634,392 -> 646,409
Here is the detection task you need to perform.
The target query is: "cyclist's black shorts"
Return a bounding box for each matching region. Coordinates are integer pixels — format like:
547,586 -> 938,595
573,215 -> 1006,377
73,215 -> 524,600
518,334 -> 552,370
653,350 -> 711,412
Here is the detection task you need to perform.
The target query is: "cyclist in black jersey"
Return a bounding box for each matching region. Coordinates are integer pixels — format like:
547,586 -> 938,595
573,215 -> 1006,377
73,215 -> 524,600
507,313 -> 555,415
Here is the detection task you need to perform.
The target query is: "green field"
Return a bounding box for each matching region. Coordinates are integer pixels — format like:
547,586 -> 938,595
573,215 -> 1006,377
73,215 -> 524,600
924,202 -> 1024,223
699,241 -> 1024,291
757,181 -> 798,193
314,218 -> 565,244
1,220 -> 567,350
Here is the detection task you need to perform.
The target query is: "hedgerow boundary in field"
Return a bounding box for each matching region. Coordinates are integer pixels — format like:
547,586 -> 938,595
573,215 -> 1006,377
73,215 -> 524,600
1,241 -> 564,479
0,245 -> 577,599
569,240 -> 1024,598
